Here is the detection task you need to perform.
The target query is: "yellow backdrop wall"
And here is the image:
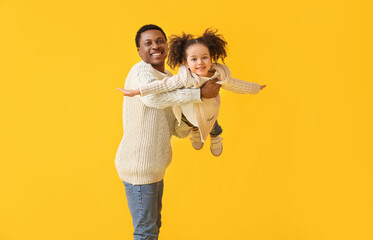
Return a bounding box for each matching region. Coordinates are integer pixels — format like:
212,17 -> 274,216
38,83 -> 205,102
1,0 -> 372,239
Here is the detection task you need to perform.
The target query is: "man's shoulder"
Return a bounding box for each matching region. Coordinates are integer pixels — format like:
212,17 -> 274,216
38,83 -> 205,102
125,61 -> 156,84
131,60 -> 153,73
130,60 -> 173,80
124,61 -> 152,87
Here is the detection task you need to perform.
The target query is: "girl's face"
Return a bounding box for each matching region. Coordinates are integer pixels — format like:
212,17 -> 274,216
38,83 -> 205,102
185,43 -> 212,77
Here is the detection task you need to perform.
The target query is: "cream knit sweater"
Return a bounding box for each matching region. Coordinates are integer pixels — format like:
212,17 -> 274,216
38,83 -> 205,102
139,63 -> 261,141
115,61 -> 201,185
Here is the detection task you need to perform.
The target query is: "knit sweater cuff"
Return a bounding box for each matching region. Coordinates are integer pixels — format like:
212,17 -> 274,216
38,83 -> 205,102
190,88 -> 202,102
252,83 -> 261,94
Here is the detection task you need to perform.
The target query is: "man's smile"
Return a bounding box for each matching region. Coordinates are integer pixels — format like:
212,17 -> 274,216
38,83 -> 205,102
137,29 -> 168,72
150,51 -> 163,58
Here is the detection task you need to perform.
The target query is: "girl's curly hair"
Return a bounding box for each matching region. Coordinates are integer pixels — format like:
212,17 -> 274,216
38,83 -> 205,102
167,28 -> 228,69
167,33 -> 194,69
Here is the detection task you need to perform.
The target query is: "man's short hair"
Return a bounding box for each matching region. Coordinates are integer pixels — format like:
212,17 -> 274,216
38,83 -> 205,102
135,24 -> 167,48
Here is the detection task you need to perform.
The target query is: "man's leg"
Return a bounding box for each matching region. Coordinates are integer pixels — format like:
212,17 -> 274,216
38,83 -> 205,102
156,180 -> 163,230
123,180 -> 164,240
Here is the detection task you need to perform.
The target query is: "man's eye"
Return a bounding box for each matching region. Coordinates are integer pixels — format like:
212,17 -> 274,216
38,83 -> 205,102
158,40 -> 165,44
145,42 -> 151,46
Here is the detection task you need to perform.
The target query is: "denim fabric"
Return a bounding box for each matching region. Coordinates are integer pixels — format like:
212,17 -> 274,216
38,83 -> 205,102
182,114 -> 223,136
210,120 -> 223,136
123,180 -> 164,240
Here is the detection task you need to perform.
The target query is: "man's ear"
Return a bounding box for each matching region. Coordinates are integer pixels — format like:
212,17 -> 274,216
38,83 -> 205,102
137,48 -> 140,55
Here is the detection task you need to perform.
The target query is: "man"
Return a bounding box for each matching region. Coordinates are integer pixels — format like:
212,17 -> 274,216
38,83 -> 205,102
115,24 -> 220,240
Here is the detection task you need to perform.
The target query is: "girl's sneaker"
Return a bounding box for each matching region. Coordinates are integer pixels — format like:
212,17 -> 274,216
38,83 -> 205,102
190,129 -> 204,150
210,135 -> 223,156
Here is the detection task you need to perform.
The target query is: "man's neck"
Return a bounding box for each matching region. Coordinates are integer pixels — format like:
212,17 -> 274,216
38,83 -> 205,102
151,64 -> 165,74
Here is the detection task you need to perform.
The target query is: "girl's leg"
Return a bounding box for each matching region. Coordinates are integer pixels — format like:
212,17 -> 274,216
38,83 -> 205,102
210,120 -> 223,136
210,120 -> 223,156
190,127 -> 204,150
181,114 -> 204,150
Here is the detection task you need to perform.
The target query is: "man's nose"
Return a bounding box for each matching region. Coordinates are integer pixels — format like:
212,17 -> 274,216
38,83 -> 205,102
152,43 -> 160,49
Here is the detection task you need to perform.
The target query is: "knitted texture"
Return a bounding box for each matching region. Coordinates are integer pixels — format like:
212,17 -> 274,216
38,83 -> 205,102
138,63 -> 261,141
115,61 -> 200,185
139,65 -> 202,96
139,63 -> 261,96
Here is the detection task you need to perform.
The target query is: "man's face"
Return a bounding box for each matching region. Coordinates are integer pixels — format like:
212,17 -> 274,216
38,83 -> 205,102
137,30 -> 168,72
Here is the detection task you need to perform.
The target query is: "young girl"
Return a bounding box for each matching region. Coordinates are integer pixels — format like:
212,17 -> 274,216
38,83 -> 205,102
118,29 -> 266,156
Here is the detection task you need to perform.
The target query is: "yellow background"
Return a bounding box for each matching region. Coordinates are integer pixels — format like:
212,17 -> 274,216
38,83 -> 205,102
1,0 -> 372,239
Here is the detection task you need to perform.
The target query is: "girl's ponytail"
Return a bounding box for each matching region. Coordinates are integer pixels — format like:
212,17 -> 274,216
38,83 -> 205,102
200,28 -> 227,63
167,33 -> 193,69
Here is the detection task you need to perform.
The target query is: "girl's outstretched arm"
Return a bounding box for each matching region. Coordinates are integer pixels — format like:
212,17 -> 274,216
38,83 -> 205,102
139,65 -> 192,96
214,63 -> 266,94
118,66 -> 191,98
117,88 -> 140,97
222,77 -> 262,94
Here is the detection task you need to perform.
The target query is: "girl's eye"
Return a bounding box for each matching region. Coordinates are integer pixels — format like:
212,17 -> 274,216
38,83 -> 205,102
203,56 -> 208,59
191,58 -> 196,61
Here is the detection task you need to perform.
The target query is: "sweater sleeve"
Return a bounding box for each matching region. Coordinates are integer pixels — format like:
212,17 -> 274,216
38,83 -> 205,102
222,77 -> 261,94
139,69 -> 187,96
215,64 -> 261,94
136,63 -> 202,109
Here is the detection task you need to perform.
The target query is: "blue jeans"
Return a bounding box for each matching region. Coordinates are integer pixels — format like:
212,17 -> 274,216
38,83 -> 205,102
210,120 -> 223,136
123,180 -> 164,240
181,114 -> 223,136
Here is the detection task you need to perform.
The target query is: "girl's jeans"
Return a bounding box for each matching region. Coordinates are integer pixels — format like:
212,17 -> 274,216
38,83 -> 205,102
123,180 -> 164,240
210,120 -> 223,136
181,114 -> 223,136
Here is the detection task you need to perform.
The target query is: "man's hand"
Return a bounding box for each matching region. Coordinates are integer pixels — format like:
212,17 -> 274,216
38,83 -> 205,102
200,79 -> 221,99
260,84 -> 266,90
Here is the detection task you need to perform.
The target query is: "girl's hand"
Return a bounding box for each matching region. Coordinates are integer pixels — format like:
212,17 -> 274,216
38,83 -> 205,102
117,88 -> 141,97
260,84 -> 266,90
